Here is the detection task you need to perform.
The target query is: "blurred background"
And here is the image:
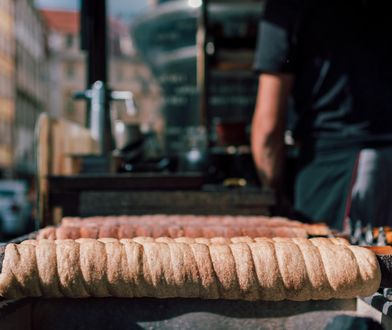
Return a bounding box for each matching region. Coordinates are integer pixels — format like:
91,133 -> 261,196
0,0 -> 263,238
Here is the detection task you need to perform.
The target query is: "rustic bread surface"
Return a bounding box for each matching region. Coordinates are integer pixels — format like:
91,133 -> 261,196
37,225 -> 309,240
0,237 -> 379,300
60,215 -> 330,236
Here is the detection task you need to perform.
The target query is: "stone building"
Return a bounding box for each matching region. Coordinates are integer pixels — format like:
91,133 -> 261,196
14,0 -> 48,178
0,0 -> 15,177
0,0 -> 48,179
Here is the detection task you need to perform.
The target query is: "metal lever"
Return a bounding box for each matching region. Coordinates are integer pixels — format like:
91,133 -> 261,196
90,81 -> 106,151
74,81 -> 137,155
73,90 -> 92,100
74,81 -> 106,153
110,91 -> 137,116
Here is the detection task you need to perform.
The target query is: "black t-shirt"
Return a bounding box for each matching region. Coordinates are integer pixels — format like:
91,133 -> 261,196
254,0 -> 392,149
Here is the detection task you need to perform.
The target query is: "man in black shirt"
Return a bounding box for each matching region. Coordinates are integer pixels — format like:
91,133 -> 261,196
252,0 -> 392,229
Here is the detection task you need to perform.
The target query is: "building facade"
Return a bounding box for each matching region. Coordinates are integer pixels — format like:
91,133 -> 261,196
41,9 -> 162,131
0,0 -> 15,177
41,10 -> 85,124
14,0 -> 48,178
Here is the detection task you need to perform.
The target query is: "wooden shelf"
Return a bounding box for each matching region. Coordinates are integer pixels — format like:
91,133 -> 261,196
212,62 -> 253,72
48,173 -> 205,191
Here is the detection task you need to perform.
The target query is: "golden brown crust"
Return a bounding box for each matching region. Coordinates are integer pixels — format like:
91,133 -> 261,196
0,238 -> 380,300
59,215 -> 331,236
37,224 -> 310,240
36,226 -> 56,240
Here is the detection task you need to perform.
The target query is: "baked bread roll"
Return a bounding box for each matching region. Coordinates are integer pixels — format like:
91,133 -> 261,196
37,224 -> 308,240
0,237 -> 379,300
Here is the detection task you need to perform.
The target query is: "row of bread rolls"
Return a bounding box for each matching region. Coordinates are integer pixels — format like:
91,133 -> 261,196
0,237 -> 380,300
60,215 -> 330,236
37,225 -> 308,240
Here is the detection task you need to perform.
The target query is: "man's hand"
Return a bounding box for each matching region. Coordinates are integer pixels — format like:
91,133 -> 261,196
251,73 -> 293,192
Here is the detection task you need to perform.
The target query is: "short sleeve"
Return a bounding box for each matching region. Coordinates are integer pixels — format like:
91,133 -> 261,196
253,0 -> 302,74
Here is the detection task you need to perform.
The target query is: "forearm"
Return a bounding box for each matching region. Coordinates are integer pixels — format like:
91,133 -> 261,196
251,73 -> 293,190
251,125 -> 285,190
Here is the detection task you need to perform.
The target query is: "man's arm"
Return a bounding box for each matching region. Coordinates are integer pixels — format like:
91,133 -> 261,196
251,73 -> 293,191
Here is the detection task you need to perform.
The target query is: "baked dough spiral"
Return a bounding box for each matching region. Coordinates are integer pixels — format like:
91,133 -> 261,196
0,237 -> 380,300
37,225 -> 309,240
60,215 -> 330,236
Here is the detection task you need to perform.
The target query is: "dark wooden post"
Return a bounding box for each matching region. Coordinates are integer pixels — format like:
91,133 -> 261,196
80,0 -> 107,86
80,0 -> 108,127
80,0 -> 114,154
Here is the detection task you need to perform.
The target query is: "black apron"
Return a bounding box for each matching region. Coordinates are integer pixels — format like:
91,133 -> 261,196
294,145 -> 358,230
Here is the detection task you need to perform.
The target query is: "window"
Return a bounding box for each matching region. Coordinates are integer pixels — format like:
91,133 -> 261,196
65,63 -> 75,79
65,34 -> 73,48
117,68 -> 124,82
64,91 -> 75,115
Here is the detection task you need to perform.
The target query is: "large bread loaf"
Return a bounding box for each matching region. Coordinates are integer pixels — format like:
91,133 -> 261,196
0,237 -> 380,300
